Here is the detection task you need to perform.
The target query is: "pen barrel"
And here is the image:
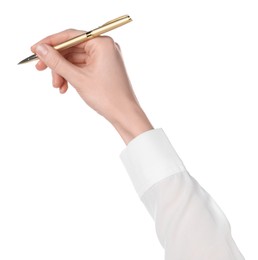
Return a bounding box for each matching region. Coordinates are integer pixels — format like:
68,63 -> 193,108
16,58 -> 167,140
91,17 -> 132,37
18,15 -> 132,64
53,16 -> 131,52
54,33 -> 88,51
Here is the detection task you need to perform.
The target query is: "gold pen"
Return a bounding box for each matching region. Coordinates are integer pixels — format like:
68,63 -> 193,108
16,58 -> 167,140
18,15 -> 132,65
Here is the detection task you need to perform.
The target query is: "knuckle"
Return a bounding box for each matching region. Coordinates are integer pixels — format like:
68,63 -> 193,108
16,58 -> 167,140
99,36 -> 117,52
94,36 -> 115,46
102,36 -> 115,45
64,28 -> 74,32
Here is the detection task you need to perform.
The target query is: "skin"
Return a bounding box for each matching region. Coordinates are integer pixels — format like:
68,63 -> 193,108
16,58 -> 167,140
31,29 -> 153,144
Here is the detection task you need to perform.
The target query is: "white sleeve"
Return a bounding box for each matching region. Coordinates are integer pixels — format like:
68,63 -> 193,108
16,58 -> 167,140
120,128 -> 245,260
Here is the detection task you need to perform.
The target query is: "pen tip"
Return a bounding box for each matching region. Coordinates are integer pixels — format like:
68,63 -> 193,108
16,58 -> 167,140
18,54 -> 38,65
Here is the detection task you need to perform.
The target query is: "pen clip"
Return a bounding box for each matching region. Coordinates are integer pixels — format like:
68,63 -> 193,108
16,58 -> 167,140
100,15 -> 131,27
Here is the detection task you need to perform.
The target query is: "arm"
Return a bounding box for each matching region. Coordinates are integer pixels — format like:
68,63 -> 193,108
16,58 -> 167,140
121,128 -> 245,259
32,30 -> 245,259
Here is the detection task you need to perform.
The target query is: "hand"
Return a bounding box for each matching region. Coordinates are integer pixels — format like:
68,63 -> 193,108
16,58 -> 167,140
31,29 -> 153,144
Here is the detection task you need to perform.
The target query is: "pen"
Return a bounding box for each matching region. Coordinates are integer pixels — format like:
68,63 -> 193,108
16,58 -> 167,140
18,15 -> 132,65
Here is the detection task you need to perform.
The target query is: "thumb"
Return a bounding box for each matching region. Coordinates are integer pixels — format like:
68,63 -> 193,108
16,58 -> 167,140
35,43 -> 78,82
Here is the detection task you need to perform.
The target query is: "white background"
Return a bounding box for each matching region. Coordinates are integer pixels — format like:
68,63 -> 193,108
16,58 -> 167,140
0,0 -> 257,259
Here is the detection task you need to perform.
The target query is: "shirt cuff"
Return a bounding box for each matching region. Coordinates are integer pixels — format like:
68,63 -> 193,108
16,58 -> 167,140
120,128 -> 186,197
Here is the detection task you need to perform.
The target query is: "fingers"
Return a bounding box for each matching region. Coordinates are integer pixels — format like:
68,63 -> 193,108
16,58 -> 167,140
31,29 -> 85,53
35,60 -> 47,71
59,82 -> 68,94
65,52 -> 87,64
35,46 -> 86,71
52,71 -> 69,94
52,70 -> 64,87
31,29 -> 85,71
35,43 -> 80,86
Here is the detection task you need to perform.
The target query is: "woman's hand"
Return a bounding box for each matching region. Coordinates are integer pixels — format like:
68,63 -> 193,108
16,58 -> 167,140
31,29 -> 153,144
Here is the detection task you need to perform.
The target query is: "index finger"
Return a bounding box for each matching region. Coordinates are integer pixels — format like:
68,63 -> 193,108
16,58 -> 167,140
31,29 -> 85,71
31,29 -> 85,53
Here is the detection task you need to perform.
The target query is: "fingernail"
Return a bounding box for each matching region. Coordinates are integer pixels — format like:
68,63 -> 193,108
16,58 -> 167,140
36,44 -> 48,57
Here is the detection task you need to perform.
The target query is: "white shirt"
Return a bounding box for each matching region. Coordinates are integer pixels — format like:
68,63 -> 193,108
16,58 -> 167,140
120,128 -> 244,260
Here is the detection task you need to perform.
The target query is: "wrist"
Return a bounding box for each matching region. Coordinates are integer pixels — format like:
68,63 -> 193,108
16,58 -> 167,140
111,103 -> 153,144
